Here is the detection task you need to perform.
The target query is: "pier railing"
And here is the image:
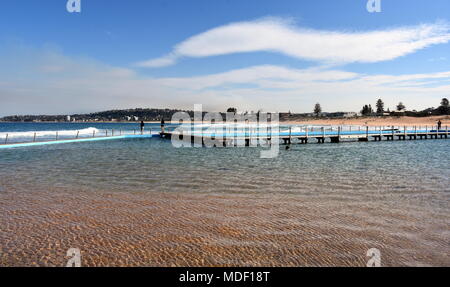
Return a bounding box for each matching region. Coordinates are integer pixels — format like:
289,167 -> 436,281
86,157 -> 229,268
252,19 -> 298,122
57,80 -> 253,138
165,124 -> 448,135
162,124 -> 449,145
2,124 -> 448,147
1,128 -> 154,145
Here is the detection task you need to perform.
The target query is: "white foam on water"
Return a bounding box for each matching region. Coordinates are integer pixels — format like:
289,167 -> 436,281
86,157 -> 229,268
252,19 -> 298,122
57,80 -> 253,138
190,123 -> 296,129
0,127 -> 101,138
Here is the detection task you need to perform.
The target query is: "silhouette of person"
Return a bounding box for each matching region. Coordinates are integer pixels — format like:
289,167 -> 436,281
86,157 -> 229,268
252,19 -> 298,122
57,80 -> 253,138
140,121 -> 145,134
437,120 -> 442,131
161,119 -> 165,133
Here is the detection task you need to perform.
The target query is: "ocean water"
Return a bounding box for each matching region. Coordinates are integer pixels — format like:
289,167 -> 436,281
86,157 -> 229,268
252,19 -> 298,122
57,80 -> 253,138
0,123 -> 449,266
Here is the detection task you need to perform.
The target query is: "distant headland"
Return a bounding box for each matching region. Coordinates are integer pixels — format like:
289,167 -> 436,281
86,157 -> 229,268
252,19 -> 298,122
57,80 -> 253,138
0,98 -> 448,125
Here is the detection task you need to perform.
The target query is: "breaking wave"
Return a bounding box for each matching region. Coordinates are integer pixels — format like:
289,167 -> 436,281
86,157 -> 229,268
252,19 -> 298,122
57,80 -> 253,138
0,127 -> 101,139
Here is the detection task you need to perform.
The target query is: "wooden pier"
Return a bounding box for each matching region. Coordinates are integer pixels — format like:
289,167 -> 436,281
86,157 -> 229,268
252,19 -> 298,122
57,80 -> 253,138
160,126 -> 449,147
1,126 -> 447,149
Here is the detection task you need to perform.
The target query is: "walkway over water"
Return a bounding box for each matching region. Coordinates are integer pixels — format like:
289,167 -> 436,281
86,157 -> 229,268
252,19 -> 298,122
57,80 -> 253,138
1,125 -> 448,149
161,125 -> 450,146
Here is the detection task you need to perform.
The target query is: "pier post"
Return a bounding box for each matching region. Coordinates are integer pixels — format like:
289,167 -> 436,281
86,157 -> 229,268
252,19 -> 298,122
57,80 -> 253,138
391,126 -> 394,141
106,130 -> 108,137
446,126 -> 448,138
33,133 -> 36,142
76,131 -> 79,139
112,129 -> 114,137
366,126 -> 369,138
56,132 -> 58,140
331,136 -> 340,143
234,121 -> 238,147
4,134 -> 8,144
289,126 -> 292,144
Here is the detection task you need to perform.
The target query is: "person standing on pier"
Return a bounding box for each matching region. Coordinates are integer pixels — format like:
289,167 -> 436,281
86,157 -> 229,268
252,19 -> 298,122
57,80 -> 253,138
140,121 -> 145,134
161,119 -> 165,134
437,120 -> 442,131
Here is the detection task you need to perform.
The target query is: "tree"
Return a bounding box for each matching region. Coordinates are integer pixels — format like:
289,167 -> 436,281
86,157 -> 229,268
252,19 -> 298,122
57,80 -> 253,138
437,98 -> 449,115
314,103 -> 322,116
396,102 -> 406,111
376,99 -> 384,114
361,104 -> 373,116
227,107 -> 237,114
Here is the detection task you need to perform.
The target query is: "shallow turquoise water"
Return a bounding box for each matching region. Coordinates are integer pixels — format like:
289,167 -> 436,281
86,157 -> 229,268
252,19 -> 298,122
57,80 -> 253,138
1,130 -> 448,200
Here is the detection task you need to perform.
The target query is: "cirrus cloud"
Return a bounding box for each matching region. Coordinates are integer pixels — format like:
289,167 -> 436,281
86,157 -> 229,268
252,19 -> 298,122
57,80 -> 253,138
136,18 -> 450,67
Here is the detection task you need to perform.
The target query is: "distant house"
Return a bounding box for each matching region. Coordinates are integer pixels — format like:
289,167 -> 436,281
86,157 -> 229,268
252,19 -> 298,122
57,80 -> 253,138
323,112 -> 357,118
343,112 -> 357,118
66,115 -> 71,122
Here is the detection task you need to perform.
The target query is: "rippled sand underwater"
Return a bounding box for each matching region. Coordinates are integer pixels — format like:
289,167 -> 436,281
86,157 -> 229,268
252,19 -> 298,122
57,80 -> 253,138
0,138 -> 449,266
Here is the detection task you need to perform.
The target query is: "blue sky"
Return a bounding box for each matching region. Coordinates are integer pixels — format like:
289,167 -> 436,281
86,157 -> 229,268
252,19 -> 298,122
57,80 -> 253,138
0,0 -> 450,115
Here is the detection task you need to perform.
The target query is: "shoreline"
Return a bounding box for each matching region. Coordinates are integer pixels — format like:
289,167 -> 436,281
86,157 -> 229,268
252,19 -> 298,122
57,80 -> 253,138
1,115 -> 449,126
284,115 -> 450,127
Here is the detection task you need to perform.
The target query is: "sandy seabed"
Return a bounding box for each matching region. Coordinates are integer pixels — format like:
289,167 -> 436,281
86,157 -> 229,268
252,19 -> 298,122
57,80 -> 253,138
1,187 -> 448,267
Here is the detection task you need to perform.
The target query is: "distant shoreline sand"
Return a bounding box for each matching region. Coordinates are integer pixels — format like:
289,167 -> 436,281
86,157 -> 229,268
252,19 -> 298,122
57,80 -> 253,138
284,115 -> 450,127
1,115 -> 448,127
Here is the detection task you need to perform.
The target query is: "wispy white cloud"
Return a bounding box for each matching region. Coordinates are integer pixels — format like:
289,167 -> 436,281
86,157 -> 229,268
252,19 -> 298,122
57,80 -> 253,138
138,53 -> 177,68
1,47 -> 450,116
136,18 -> 450,67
